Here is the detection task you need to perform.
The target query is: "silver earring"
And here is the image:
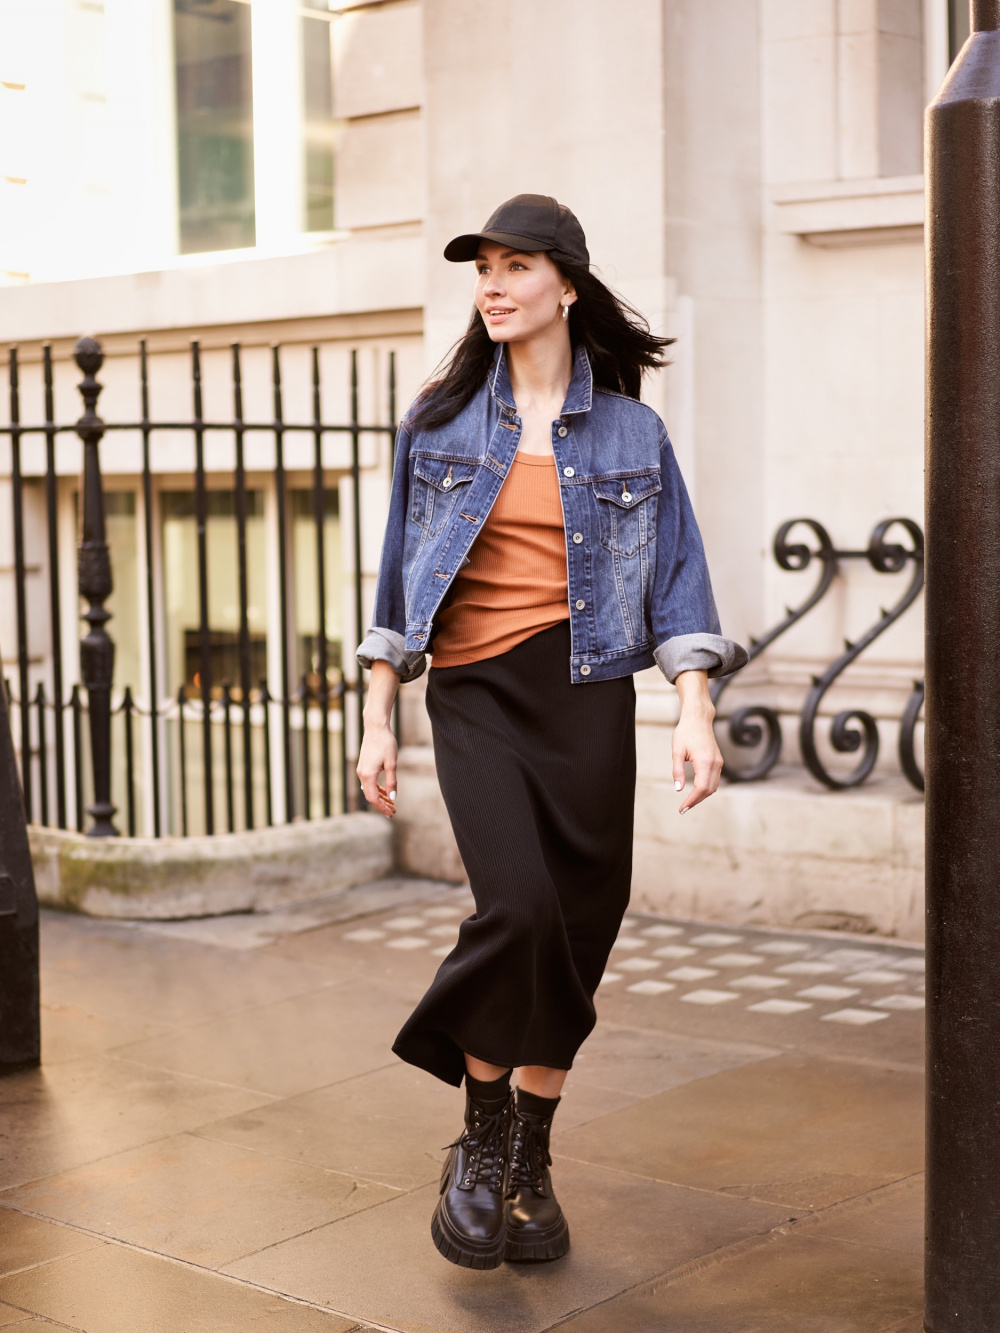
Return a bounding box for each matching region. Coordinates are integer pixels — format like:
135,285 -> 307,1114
562,304 -> 569,322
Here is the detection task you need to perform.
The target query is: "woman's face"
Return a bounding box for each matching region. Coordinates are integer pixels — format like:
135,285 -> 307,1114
474,242 -> 576,344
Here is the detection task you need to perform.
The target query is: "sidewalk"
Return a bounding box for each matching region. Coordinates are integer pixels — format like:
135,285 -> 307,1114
0,878 -> 924,1332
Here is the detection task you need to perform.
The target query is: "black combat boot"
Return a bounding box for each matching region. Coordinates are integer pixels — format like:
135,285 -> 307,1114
504,1093 -> 570,1261
431,1086 -> 512,1269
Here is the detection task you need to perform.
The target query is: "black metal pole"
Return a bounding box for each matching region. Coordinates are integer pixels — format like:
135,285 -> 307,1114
8,348 -> 32,823
0,632 -> 40,1069
42,346 -> 66,828
926,3 -> 1000,1327
311,347 -> 331,817
191,341 -> 214,835
75,337 -> 118,837
350,350 -> 366,810
271,346 -> 294,823
139,341 -> 162,836
231,344 -> 254,830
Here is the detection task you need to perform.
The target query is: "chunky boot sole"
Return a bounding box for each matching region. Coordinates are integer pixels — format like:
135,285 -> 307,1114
431,1202 -> 505,1270
505,1214 -> 571,1263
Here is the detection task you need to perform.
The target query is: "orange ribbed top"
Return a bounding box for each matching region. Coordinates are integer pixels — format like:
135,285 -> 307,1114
430,451 -> 570,669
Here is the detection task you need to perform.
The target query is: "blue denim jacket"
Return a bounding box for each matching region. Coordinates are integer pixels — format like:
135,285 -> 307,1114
357,345 -> 747,686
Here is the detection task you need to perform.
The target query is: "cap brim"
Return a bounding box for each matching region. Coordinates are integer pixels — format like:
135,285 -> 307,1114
443,230 -> 555,262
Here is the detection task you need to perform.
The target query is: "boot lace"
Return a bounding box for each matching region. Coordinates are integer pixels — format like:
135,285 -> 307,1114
445,1099 -> 509,1194
505,1111 -> 551,1197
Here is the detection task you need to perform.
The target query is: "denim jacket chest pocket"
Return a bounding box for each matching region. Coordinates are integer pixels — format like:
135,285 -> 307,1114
591,470 -> 662,558
411,455 -> 478,536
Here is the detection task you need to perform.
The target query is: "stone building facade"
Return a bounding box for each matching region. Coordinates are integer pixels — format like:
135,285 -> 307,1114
0,1 -> 958,937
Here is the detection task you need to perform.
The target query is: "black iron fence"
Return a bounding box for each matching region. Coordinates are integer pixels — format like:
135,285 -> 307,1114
711,516 -> 925,792
1,336 -> 925,838
2,336 -> 395,837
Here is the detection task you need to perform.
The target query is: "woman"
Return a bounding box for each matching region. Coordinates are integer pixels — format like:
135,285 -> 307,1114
356,194 -> 746,1270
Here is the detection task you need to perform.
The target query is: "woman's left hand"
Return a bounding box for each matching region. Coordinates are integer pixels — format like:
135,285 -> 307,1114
671,669 -> 723,813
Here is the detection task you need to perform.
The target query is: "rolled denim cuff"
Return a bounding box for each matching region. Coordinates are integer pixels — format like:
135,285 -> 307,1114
654,633 -> 749,684
357,627 -> 427,684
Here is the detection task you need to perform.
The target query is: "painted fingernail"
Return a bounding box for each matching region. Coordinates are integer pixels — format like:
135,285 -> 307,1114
675,781 -> 683,791
389,790 -> 396,801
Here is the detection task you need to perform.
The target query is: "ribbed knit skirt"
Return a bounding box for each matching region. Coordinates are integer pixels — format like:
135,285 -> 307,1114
392,621 -> 637,1087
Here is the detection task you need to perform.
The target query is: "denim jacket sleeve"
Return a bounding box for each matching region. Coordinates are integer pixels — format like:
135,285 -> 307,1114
356,423 -> 428,684
650,429 -> 749,684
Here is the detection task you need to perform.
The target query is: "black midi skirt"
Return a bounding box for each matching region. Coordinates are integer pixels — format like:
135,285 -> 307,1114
392,620 -> 637,1087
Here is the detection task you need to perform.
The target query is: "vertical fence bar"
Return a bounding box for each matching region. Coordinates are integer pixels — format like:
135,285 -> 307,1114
271,346 -> 294,822
231,344 -> 254,831
177,684 -> 188,837
70,684 -> 83,831
260,679 -> 274,826
350,349 -> 365,809
388,350 -> 402,749
122,686 -> 136,838
75,337 -> 118,837
190,342 -> 214,835
34,683 -> 48,827
299,675 -> 311,822
8,348 -> 32,822
42,346 -> 66,828
222,681 -> 235,833
139,341 -> 162,836
926,3 -> 1000,1325
310,347 -> 331,817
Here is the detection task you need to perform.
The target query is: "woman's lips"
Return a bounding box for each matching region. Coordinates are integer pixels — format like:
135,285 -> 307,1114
486,307 -> 515,322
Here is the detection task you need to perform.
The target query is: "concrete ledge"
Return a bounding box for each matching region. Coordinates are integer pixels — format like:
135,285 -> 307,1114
394,744 -> 925,942
632,770 -> 924,942
28,813 -> 393,919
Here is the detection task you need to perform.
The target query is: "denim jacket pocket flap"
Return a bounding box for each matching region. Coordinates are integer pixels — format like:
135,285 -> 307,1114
412,456 -> 478,492
591,471 -> 661,509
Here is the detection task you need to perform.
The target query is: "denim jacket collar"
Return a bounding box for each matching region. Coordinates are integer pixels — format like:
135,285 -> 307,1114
488,343 -> 594,417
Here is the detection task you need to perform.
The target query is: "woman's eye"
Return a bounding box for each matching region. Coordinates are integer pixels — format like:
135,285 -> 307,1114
509,261 -> 525,270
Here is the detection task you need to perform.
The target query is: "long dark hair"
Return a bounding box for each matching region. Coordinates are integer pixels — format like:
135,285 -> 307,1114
408,259 -> 674,431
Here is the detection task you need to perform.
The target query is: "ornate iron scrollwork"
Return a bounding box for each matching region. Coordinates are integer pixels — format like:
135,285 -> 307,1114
799,518 -> 924,790
711,518 -> 839,782
898,679 -> 925,792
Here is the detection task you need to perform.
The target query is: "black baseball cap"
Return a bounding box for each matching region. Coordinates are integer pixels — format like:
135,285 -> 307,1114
444,194 -> 589,266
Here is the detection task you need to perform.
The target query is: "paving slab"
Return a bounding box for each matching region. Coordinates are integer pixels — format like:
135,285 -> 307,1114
0,1209 -> 100,1278
111,978 -> 414,1098
554,1230 -> 923,1332
553,1054 -> 923,1211
3,1132 -> 399,1268
0,1057 -> 274,1191
570,1020 -> 776,1099
0,895 -> 924,1331
38,1004 -> 171,1066
40,915 -> 340,1028
225,1162 -> 789,1333
0,1246 -> 363,1333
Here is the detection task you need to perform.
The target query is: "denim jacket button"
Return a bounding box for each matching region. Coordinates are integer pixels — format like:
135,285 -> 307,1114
557,426 -> 569,438
575,599 -> 586,610
442,477 -> 453,489
622,490 -> 632,503
580,665 -> 592,676
563,466 -> 575,477
572,532 -> 584,544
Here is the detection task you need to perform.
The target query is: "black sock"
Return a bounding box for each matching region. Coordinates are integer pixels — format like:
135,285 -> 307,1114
516,1087 -> 561,1120
465,1068 -> 512,1112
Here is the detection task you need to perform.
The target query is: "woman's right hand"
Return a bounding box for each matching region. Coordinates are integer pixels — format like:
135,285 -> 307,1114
357,659 -> 402,817
357,722 -> 398,817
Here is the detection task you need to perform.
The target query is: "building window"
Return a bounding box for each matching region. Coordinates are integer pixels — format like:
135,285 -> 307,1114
302,1 -> 335,232
161,489 -> 267,697
949,0 -> 970,61
174,0 -> 255,254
